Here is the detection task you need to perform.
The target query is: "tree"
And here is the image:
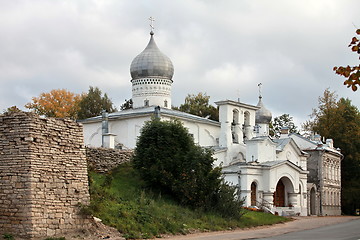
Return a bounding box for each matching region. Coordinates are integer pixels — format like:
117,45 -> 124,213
303,88 -> 360,214
77,86 -> 117,120
302,88 -> 338,138
174,92 -> 219,121
3,106 -> 22,114
270,113 -> 299,137
25,89 -> 82,119
333,29 -> 360,91
120,99 -> 133,110
133,119 -> 243,218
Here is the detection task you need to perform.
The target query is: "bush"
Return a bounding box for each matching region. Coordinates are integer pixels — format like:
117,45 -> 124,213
133,119 -> 243,218
2,234 -> 14,240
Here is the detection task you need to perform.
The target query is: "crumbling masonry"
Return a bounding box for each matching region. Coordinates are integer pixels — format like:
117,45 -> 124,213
0,112 -> 91,238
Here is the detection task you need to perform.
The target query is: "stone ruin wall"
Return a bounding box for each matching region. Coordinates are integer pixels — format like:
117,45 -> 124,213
86,147 -> 133,173
0,112 -> 91,238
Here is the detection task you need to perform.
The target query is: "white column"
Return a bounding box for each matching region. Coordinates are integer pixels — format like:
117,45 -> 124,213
103,133 -> 116,149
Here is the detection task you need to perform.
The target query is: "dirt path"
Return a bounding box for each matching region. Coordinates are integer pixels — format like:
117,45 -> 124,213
160,216 -> 359,240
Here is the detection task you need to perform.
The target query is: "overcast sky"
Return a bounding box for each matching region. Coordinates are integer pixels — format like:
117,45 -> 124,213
0,0 -> 359,126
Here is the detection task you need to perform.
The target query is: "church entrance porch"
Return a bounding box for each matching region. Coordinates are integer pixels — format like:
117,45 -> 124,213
269,177 -> 301,216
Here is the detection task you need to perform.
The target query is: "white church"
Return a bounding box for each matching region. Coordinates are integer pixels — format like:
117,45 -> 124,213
81,28 -> 342,216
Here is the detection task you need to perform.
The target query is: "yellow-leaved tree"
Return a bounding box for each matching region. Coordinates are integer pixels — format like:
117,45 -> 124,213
334,29 -> 360,91
25,89 -> 83,119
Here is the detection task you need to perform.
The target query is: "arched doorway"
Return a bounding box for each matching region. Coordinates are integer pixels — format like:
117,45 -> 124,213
251,182 -> 257,206
274,180 -> 285,207
310,187 -> 316,215
273,177 -> 295,207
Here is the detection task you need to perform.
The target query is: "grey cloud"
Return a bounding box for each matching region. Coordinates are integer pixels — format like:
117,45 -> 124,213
0,0 -> 359,129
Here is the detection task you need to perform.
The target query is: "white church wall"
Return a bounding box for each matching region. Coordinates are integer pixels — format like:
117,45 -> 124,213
236,166 -> 264,206
299,176 -> 308,216
181,121 -> 220,147
246,138 -> 276,163
110,116 -> 151,149
277,144 -> 302,167
83,114 -> 220,150
213,150 -> 227,166
83,116 -> 152,149
218,104 -> 233,148
300,155 -> 307,170
83,122 -> 102,147
224,144 -> 247,166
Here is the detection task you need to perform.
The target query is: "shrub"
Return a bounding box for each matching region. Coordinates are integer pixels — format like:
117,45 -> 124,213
133,119 -> 243,218
2,234 -> 14,240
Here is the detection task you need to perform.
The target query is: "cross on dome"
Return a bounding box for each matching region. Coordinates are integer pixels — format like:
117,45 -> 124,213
258,83 -> 262,98
149,16 -> 155,33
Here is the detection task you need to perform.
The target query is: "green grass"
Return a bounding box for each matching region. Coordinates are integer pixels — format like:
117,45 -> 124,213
86,163 -> 289,239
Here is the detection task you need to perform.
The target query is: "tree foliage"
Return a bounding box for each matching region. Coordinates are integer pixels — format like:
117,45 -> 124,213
303,88 -> 360,214
3,106 -> 22,114
133,119 -> 243,218
302,88 -> 338,138
77,86 -> 117,120
120,99 -> 133,110
174,93 -> 219,121
25,89 -> 82,119
333,29 -> 360,91
269,113 -> 299,137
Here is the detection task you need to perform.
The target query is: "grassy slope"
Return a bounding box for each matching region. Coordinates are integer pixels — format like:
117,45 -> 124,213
87,163 -> 289,239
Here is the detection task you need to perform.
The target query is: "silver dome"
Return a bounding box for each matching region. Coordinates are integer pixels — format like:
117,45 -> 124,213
255,96 -> 272,124
130,32 -> 174,80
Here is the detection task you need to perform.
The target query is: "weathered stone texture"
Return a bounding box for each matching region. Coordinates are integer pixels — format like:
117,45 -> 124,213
0,112 -> 91,238
86,147 -> 133,173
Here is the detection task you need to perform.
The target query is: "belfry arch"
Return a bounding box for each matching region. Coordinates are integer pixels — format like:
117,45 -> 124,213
243,111 -> 251,140
232,109 -> 240,143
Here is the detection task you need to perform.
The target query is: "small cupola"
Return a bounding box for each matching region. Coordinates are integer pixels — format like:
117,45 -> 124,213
255,96 -> 272,124
254,84 -> 272,137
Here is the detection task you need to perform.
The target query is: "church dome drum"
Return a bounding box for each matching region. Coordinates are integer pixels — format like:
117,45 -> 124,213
130,32 -> 174,80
